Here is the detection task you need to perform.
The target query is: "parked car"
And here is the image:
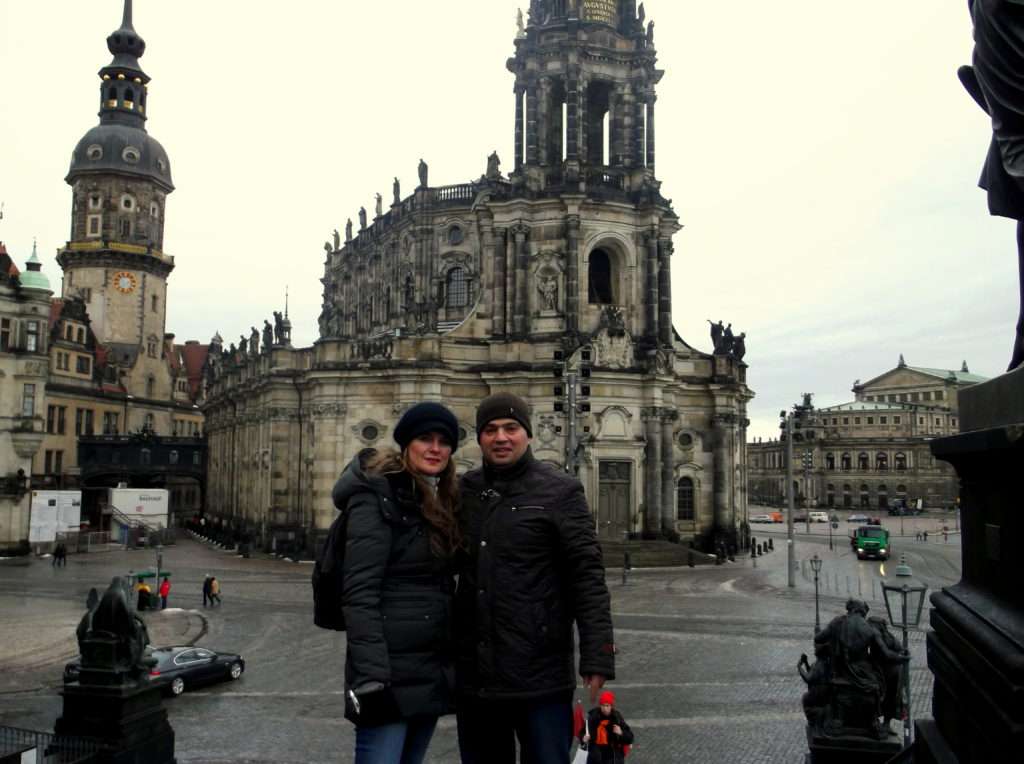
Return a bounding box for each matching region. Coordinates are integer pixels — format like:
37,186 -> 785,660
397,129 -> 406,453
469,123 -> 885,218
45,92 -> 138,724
793,513 -> 809,523
866,517 -> 882,526
750,514 -> 773,523
847,514 -> 869,524
809,511 -> 830,523
65,646 -> 244,697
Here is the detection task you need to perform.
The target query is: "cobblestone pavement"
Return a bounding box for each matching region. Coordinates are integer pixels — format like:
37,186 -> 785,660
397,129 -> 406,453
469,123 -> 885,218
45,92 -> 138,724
0,531 -> 957,763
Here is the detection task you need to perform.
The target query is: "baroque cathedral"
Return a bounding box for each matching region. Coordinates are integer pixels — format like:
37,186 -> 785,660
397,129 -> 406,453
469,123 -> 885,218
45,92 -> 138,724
204,0 -> 753,553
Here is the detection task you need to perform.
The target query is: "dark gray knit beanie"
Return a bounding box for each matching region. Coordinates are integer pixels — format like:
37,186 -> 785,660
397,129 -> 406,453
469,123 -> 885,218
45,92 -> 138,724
475,393 -> 532,440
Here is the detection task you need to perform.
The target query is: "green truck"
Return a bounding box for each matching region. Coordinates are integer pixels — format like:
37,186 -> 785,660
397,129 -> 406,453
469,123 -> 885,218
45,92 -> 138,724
851,525 -> 891,560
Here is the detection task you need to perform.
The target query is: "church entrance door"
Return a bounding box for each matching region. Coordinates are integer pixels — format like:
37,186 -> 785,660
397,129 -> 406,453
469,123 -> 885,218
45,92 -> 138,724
597,460 -> 631,540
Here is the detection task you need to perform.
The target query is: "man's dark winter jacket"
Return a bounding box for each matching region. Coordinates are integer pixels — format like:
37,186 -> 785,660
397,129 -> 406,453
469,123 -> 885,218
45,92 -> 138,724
582,707 -> 634,764
332,453 -> 456,724
454,448 -> 615,699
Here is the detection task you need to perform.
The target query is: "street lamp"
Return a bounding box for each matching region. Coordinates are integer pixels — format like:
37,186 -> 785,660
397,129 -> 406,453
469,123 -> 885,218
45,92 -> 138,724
881,556 -> 928,750
810,553 -> 823,633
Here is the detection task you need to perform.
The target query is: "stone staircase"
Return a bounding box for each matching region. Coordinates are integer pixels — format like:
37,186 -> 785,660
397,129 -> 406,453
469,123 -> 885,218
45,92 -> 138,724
598,539 -> 718,568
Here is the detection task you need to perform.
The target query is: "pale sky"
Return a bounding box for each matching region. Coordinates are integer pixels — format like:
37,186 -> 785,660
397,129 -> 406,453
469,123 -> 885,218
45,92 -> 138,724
0,1 -> 1014,441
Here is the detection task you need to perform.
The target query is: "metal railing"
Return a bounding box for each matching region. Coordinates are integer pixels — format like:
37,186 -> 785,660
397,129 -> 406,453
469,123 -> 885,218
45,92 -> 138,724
56,530 -> 115,554
0,725 -> 102,763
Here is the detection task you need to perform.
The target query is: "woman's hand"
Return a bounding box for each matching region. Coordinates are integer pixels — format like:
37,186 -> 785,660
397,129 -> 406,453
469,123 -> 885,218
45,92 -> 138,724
582,734 -> 590,743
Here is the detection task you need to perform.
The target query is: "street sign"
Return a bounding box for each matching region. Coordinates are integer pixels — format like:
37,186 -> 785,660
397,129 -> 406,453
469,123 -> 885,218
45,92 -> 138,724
831,522 -> 839,529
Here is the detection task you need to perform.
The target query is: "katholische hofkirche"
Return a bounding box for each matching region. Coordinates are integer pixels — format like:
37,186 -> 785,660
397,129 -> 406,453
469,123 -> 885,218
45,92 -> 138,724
204,0 -> 754,553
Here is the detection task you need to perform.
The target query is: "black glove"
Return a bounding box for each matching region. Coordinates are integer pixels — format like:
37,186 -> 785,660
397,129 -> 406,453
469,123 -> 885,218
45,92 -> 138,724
345,681 -> 401,727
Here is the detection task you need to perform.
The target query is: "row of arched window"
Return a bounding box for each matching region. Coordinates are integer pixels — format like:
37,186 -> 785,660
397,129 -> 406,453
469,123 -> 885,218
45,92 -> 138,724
825,483 -> 908,508
824,452 -> 908,471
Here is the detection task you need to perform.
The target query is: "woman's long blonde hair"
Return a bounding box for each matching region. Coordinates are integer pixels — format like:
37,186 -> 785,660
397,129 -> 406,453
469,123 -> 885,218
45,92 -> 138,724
365,447 -> 460,557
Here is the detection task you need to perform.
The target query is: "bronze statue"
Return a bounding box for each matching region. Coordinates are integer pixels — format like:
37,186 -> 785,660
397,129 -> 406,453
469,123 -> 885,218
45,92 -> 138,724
75,577 -> 155,685
273,311 -> 285,344
962,0 -> 1024,369
708,319 -> 724,352
733,332 -> 746,361
799,599 -> 908,740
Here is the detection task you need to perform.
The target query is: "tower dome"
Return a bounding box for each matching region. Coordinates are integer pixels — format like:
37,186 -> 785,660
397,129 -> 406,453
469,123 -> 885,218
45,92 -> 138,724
19,241 -> 51,291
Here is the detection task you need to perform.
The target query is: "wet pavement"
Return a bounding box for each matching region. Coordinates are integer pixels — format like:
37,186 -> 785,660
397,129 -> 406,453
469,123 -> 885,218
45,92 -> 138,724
0,521 -> 962,763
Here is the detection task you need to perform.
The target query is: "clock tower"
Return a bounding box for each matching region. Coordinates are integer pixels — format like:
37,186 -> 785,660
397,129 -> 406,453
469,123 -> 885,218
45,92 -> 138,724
57,0 -> 174,394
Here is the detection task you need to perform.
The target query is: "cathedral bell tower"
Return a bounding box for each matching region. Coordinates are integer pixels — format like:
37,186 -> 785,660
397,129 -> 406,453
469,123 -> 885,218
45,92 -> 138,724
509,1 -> 660,190
58,0 -> 174,364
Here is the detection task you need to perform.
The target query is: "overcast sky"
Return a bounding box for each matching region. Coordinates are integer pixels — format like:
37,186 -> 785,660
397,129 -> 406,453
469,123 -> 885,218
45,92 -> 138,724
0,1 -> 1014,440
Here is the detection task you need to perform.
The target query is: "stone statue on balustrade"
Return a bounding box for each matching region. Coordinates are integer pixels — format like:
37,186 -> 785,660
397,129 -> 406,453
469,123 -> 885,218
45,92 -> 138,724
345,218 -> 353,242
393,177 -> 401,206
961,0 -> 1024,369
74,576 -> 155,685
733,332 -> 746,361
418,158 -> 429,188
262,320 -> 273,352
273,311 -> 285,345
708,319 -> 724,352
358,207 -> 367,230
239,336 -> 248,356
486,151 -> 502,180
798,599 -> 908,744
333,229 -> 340,251
375,193 -> 383,218
250,327 -> 259,356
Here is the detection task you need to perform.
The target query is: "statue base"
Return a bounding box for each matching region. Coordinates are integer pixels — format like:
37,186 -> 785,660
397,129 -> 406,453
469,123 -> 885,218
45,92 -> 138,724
806,726 -> 902,764
918,372 -> 1024,764
55,680 -> 175,763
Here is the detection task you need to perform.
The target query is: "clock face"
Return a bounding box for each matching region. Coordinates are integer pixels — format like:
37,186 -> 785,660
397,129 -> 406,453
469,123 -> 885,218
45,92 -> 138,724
113,271 -> 137,294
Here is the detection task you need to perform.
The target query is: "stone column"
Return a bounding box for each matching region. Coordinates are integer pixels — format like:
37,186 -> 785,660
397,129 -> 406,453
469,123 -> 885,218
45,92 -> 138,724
646,96 -> 656,173
611,86 -> 626,167
579,77 -> 590,165
566,76 -> 579,161
566,215 -> 580,333
644,410 -> 662,534
492,227 -> 507,337
711,413 -> 735,538
513,224 -> 529,336
633,87 -> 646,168
526,84 -> 539,166
658,238 -> 673,347
645,232 -> 659,340
514,86 -> 524,171
538,77 -> 551,167
661,413 -> 676,533
505,228 -> 516,334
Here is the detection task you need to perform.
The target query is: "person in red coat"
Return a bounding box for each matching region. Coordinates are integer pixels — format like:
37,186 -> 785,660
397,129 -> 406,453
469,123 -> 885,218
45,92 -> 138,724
158,577 -> 171,610
579,691 -> 633,764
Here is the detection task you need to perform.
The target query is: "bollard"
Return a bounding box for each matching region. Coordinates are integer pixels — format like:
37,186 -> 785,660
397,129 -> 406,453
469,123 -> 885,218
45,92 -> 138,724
688,549 -> 695,568
756,543 -> 762,556
768,537 -> 774,551
622,550 -> 632,585
750,545 -> 756,559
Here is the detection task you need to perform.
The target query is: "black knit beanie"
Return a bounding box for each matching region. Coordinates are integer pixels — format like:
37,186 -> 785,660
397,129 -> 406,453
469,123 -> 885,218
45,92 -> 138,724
393,402 -> 459,451
476,393 -> 533,440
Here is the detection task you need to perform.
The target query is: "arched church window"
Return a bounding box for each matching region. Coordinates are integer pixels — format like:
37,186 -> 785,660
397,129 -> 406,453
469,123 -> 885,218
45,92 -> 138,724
446,267 -> 468,308
146,375 -> 155,398
858,452 -> 869,470
120,219 -> 132,239
677,477 -> 695,521
588,249 -> 614,304
448,226 -> 464,245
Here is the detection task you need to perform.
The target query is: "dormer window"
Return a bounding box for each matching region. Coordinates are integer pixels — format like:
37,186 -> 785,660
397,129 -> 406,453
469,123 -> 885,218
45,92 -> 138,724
122,146 -> 140,164
87,144 -> 103,161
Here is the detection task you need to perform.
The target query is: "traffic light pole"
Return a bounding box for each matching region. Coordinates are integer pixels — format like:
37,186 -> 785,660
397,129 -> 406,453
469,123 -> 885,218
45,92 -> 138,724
786,412 -> 796,588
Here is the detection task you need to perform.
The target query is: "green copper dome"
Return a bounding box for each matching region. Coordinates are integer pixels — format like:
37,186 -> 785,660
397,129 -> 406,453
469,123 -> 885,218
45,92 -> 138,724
20,241 -> 51,291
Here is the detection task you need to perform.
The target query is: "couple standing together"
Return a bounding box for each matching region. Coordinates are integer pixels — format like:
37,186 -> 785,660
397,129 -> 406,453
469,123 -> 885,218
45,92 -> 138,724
334,393 -> 615,764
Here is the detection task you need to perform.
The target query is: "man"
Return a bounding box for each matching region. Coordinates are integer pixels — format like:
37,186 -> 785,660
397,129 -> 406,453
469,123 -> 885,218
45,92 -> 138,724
455,393 -> 615,764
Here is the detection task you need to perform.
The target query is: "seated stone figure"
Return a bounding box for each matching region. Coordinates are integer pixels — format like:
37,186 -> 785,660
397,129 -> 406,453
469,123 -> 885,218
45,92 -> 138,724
799,599 -> 908,740
75,576 -> 156,685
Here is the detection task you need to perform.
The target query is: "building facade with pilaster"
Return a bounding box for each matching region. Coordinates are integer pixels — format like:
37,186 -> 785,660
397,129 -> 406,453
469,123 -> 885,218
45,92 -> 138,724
203,1 -> 753,553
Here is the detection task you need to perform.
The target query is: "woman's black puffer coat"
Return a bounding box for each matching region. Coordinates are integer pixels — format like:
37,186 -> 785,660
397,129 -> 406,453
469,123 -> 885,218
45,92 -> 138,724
332,453 -> 456,725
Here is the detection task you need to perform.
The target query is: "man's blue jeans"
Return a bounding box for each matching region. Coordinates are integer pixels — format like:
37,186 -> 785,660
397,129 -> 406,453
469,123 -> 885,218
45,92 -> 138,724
354,716 -> 438,764
456,693 -> 574,764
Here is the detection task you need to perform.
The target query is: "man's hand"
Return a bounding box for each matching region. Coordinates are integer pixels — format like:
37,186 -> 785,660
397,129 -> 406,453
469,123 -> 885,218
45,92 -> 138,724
583,673 -> 607,703
612,725 -> 623,735
582,734 -> 590,744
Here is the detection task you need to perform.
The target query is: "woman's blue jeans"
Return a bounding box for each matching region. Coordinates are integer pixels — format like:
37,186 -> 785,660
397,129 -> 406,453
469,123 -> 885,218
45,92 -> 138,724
354,716 -> 438,764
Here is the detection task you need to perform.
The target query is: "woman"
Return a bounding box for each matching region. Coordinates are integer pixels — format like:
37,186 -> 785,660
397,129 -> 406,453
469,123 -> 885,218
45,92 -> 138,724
333,401 -> 461,764
580,691 -> 634,764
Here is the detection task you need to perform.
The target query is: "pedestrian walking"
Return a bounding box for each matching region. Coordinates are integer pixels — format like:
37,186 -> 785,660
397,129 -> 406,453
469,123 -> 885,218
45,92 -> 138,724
158,576 -> 171,609
455,393 -> 615,764
333,402 -> 461,764
209,577 -> 221,606
202,575 -> 212,607
136,580 -> 152,611
578,691 -> 634,764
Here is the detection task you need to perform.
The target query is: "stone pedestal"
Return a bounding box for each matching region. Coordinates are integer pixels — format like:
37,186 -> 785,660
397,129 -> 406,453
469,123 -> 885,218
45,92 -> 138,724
920,369 -> 1024,764
55,681 -> 175,763
806,728 -> 902,764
